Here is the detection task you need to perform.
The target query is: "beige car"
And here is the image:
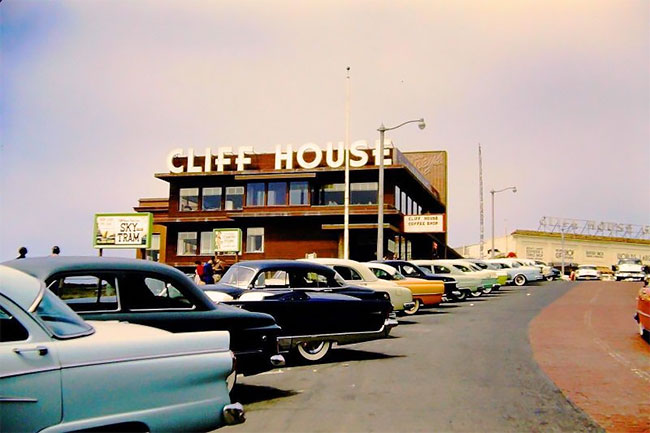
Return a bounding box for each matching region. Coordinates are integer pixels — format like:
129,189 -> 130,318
300,258 -> 414,313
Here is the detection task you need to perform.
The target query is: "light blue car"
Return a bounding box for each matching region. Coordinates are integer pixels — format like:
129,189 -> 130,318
0,265 -> 244,433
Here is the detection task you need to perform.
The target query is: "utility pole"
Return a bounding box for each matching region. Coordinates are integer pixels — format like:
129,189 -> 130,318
343,67 -> 350,259
479,144 -> 484,259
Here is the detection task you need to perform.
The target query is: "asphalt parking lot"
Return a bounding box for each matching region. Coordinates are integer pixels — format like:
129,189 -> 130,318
221,281 -> 647,433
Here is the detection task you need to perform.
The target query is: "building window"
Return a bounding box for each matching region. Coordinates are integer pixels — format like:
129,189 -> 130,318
417,205 -> 422,215
202,187 -> 222,211
177,232 -> 197,256
179,188 -> 199,211
225,186 -> 244,210
268,182 -> 287,206
395,185 -> 401,210
321,183 -> 344,205
146,234 -> 160,261
401,191 -> 407,214
290,181 -> 309,205
200,231 -> 214,255
351,182 -> 378,205
407,196 -> 413,215
246,183 -> 266,207
246,227 -> 264,253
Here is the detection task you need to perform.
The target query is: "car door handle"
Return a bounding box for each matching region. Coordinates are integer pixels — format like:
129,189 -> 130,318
13,346 -> 48,356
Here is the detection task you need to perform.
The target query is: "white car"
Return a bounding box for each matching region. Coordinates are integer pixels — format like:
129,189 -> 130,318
0,265 -> 243,433
615,258 -> 647,282
411,259 -> 483,299
485,258 -> 544,286
575,264 -> 601,281
300,258 -> 414,312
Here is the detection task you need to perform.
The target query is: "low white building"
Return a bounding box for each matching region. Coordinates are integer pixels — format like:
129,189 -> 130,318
456,230 -> 650,267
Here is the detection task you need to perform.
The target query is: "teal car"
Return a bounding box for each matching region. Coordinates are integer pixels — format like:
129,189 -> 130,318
0,265 -> 244,433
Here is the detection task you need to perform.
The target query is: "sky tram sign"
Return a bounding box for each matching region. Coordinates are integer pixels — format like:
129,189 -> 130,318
93,213 -> 153,249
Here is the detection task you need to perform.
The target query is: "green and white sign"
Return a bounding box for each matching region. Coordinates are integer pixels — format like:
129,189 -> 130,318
93,213 -> 153,249
213,228 -> 242,253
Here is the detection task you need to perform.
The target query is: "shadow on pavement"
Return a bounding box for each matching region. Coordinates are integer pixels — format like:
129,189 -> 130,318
291,348 -> 405,367
231,383 -> 299,405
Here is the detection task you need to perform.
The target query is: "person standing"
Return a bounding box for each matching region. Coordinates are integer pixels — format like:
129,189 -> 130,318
202,259 -> 215,284
213,256 -> 225,282
16,246 -> 28,259
194,260 -> 205,284
51,246 -> 60,256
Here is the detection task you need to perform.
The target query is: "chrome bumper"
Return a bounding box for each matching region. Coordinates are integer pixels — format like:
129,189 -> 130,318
223,402 -> 245,425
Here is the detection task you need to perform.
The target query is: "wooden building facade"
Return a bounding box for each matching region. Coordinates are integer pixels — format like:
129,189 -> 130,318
135,146 -> 458,271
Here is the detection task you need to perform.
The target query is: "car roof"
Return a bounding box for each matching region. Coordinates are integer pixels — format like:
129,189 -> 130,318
300,258 -> 378,281
0,265 -> 44,311
231,259 -> 336,274
2,256 -> 191,282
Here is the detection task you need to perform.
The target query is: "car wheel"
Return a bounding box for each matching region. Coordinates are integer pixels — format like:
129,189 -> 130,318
545,276 -> 554,281
453,291 -> 467,302
469,289 -> 482,298
296,340 -> 331,362
639,322 -> 649,341
513,274 -> 527,286
482,286 -> 493,295
403,299 -> 421,315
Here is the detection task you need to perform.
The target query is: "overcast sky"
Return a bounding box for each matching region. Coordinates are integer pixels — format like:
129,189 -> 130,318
1,1 -> 648,260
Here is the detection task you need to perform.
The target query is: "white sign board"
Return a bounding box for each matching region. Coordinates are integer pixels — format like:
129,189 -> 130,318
404,214 -> 445,233
213,228 -> 242,253
94,213 -> 152,249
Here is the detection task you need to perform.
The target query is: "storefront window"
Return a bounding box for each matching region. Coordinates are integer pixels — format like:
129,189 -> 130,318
145,234 -> 160,261
246,227 -> 264,253
225,186 -> 244,210
351,182 -> 378,205
246,183 -> 265,206
177,232 -> 197,256
179,188 -> 199,211
200,231 -> 214,255
321,183 -> 344,205
290,181 -> 309,205
202,187 -> 222,211
268,182 -> 287,206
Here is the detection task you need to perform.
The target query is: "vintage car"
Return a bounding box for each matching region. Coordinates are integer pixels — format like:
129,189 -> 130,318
596,266 -> 615,281
575,264 -> 601,281
373,260 -> 461,301
462,259 -> 509,287
485,259 -> 544,286
411,260 -> 482,300
364,262 -> 445,314
3,257 -> 284,379
0,265 -> 244,433
614,258 -> 647,282
635,284 -> 650,342
452,260 -> 500,295
201,260 -> 396,362
299,258 -> 415,313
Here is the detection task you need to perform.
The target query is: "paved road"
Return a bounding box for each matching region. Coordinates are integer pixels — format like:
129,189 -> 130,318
226,282 -> 603,433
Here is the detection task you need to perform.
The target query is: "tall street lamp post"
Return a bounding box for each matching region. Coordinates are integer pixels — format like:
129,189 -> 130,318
490,186 -> 517,258
377,118 -> 426,260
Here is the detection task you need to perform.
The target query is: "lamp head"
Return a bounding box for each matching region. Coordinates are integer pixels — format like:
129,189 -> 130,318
418,119 -> 426,130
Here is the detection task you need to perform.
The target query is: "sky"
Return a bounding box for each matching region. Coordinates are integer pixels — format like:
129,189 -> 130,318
1,0 -> 648,260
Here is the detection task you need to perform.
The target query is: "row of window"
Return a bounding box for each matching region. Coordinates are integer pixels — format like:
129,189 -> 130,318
177,228 -> 264,256
395,185 -> 423,215
178,181 -> 382,211
179,182 -> 309,211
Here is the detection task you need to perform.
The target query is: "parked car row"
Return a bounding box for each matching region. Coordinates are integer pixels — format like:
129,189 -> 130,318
0,255 -> 546,432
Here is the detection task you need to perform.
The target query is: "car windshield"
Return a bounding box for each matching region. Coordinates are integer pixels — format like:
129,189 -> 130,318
220,266 -> 256,288
401,264 -> 422,277
580,266 -> 597,270
34,287 -> 94,339
473,262 -> 488,269
419,266 -> 434,276
619,258 -> 642,265
453,264 -> 472,272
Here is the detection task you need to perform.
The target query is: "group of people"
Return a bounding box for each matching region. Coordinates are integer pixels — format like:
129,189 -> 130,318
194,255 -> 226,285
16,245 -> 60,259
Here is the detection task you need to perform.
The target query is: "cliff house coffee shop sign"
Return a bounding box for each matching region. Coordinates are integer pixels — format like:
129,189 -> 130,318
93,213 -> 153,249
166,140 -> 396,173
404,214 -> 446,233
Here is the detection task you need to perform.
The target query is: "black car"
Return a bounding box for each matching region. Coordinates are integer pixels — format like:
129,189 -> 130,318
3,257 -> 284,377
202,260 -> 396,362
373,260 -> 461,301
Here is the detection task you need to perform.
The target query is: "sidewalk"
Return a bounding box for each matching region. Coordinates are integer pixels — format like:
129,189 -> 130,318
529,282 -> 650,433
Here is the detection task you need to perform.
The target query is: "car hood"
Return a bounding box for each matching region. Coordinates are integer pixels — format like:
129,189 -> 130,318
57,321 -> 230,366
